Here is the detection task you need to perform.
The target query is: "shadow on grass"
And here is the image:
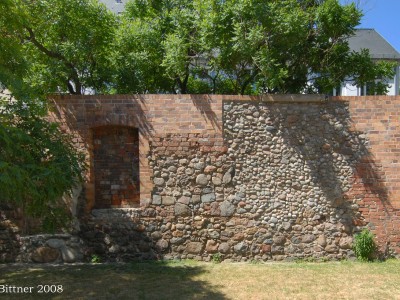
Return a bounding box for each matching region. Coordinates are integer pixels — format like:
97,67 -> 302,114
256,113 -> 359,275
0,261 -> 226,300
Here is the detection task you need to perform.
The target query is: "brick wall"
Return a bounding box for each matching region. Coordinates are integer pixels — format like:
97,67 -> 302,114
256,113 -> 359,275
334,96 -> 400,251
49,94 -> 223,211
48,94 -> 400,259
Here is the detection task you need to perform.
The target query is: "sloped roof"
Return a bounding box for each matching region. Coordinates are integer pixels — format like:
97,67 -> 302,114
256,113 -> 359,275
99,0 -> 126,15
348,29 -> 400,60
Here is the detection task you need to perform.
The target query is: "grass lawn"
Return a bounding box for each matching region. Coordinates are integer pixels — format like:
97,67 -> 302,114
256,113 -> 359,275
0,259 -> 399,299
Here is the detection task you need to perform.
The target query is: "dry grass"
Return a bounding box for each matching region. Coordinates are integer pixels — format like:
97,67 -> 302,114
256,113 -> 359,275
0,259 -> 399,300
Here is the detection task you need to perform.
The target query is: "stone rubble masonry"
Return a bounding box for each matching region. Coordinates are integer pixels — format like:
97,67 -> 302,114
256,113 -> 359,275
0,214 -> 85,264
0,212 -> 20,263
48,94 -> 224,212
34,94 -> 400,262
16,234 -> 84,263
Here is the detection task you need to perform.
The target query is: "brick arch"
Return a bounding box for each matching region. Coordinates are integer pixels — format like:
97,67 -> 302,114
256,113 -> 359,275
91,125 -> 140,209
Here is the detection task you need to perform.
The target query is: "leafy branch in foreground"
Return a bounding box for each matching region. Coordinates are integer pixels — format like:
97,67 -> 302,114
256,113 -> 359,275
0,95 -> 85,232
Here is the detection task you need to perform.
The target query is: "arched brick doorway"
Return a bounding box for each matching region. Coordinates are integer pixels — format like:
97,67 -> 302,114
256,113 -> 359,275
92,126 -> 140,208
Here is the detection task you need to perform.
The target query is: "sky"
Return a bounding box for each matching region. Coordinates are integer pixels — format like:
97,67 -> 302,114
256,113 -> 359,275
341,0 -> 400,52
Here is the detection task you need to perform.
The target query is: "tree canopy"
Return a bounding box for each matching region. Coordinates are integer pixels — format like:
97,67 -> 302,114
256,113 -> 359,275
0,0 -> 116,98
0,0 -> 396,96
0,0 -> 93,230
115,0 -> 396,95
0,0 -> 393,94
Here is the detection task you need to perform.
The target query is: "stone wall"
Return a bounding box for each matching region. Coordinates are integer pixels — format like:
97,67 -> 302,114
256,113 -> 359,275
16,234 -> 85,263
0,211 -> 85,264
0,210 -> 20,263
49,94 -> 223,212
9,94 -> 398,263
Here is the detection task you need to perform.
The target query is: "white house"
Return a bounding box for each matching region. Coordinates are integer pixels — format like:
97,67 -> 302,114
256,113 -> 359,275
334,29 -> 400,96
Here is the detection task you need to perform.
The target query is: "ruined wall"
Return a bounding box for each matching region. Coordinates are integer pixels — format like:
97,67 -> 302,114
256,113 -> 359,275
49,94 -> 223,212
43,95 -> 400,262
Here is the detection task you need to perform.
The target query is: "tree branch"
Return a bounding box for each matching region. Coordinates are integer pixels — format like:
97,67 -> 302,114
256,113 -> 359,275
24,27 -> 82,94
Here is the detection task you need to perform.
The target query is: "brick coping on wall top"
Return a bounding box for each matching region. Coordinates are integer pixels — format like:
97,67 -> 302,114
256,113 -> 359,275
49,93 -> 400,103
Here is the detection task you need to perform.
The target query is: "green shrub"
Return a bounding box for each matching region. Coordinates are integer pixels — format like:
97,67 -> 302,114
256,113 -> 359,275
91,254 -> 101,264
211,253 -> 222,264
353,229 -> 376,261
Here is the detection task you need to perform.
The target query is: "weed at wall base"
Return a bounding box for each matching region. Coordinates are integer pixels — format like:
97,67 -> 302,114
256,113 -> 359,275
353,229 -> 377,262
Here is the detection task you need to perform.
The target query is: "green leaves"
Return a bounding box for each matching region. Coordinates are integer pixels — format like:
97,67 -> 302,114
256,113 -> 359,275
345,50 -> 396,94
115,0 -> 206,94
0,0 -> 395,96
0,0 -> 117,98
0,97 -> 85,232
353,229 -> 377,261
115,0 -> 396,95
